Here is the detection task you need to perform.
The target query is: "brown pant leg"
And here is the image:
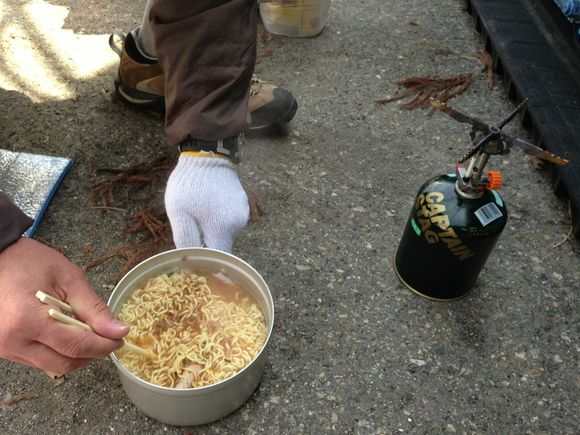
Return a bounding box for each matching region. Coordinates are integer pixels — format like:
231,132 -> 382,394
149,0 -> 257,144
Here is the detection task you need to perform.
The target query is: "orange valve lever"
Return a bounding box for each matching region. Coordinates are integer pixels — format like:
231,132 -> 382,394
486,170 -> 502,190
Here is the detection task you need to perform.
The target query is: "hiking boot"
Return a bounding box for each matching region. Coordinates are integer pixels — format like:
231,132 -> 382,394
109,28 -> 298,131
247,75 -> 297,131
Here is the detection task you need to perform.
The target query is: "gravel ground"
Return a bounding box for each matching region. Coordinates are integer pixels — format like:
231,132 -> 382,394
1,0 -> 578,434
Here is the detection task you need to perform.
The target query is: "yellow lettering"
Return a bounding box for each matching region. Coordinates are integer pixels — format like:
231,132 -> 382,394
424,230 -> 439,244
454,248 -> 475,260
442,238 -> 461,249
426,192 -> 444,203
415,194 -> 425,209
427,203 -> 446,216
414,197 -> 475,260
431,214 -> 450,230
418,218 -> 431,231
416,205 -> 430,218
439,227 -> 458,239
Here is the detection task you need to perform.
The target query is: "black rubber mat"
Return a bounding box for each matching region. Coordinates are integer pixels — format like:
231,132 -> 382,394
463,0 -> 580,237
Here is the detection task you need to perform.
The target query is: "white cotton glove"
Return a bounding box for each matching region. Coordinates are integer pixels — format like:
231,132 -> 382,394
164,155 -> 250,253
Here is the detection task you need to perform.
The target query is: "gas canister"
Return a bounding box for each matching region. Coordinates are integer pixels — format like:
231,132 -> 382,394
394,99 -> 568,300
395,173 -> 507,300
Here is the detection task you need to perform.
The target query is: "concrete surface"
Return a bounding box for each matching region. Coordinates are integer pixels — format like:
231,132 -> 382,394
0,0 -> 578,433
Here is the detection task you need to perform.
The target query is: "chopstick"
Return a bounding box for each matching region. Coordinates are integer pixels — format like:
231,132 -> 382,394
36,290 -> 73,313
36,290 -> 156,359
48,308 -> 91,331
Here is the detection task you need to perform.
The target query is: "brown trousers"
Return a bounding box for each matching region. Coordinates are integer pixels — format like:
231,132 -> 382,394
0,1 -> 257,249
150,0 -> 257,143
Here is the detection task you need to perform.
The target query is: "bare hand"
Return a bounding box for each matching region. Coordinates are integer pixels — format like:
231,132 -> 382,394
0,238 -> 129,375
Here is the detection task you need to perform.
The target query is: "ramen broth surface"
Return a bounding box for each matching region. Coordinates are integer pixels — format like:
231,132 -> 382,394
116,270 -> 267,389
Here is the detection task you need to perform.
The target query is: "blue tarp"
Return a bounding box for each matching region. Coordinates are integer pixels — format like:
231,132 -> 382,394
554,0 -> 580,21
0,149 -> 72,236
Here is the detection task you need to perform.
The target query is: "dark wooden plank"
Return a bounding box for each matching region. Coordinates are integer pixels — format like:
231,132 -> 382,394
464,0 -> 580,237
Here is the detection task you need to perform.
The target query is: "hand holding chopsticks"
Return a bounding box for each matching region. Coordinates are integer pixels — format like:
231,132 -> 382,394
0,238 -> 137,376
36,290 -> 155,359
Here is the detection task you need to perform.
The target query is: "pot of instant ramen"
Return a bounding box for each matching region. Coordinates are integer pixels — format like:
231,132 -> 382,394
107,248 -> 274,426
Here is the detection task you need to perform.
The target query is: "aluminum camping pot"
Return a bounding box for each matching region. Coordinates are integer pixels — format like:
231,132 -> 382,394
107,248 -> 274,426
394,173 -> 508,300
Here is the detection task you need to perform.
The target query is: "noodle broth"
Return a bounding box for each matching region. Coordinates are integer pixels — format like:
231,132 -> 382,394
116,270 -> 268,389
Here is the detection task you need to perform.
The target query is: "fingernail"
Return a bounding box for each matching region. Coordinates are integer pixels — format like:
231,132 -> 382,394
110,319 -> 130,334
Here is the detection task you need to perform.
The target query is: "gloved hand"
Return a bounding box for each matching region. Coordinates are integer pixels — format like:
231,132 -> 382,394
164,154 -> 250,252
0,238 -> 129,376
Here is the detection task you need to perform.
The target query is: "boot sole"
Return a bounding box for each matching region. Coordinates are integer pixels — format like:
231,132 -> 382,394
114,79 -> 165,114
248,99 -> 298,131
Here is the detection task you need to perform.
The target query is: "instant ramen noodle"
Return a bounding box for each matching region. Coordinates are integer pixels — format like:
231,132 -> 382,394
116,271 -> 267,389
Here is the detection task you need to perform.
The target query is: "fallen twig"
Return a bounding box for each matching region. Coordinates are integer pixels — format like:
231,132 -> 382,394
553,226 -> 573,248
476,50 -> 494,90
244,184 -> 267,224
124,208 -> 170,242
88,154 -> 175,208
84,207 -> 172,280
2,392 -> 40,406
376,75 -> 472,110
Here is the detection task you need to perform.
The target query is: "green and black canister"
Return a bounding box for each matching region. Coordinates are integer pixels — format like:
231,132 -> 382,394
394,172 -> 507,300
394,99 -> 568,301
